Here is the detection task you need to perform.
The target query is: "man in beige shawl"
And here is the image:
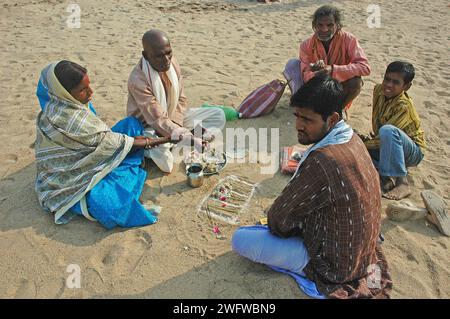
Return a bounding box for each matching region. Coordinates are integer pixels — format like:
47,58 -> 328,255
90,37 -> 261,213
127,29 -> 226,173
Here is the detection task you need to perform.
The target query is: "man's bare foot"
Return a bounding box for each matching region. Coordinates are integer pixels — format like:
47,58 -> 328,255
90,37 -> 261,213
382,183 -> 411,200
380,176 -> 395,193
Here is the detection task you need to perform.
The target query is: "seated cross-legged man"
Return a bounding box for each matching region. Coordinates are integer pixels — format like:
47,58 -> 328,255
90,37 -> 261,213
284,5 -> 370,116
127,29 -> 226,173
232,74 -> 392,299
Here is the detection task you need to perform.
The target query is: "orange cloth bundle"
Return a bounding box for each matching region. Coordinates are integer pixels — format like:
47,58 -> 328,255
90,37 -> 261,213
280,146 -> 307,174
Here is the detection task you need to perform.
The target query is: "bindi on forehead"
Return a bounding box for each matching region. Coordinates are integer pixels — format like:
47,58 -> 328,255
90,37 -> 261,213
79,74 -> 90,87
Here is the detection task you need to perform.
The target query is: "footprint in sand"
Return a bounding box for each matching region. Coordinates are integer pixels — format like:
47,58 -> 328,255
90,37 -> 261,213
392,234 -> 444,297
423,178 -> 437,190
99,229 -> 153,274
215,70 -> 231,77
435,91 -> 450,97
136,228 -> 153,247
414,79 -> 426,86
101,244 -> 124,266
428,110 -> 440,117
216,80 -> 237,87
437,80 -> 448,87
182,68 -> 194,77
406,253 -> 419,264
423,255 -> 443,298
423,101 -> 435,108
76,53 -> 85,62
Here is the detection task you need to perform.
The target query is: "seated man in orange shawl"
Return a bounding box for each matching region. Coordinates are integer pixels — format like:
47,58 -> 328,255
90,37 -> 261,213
284,5 -> 371,114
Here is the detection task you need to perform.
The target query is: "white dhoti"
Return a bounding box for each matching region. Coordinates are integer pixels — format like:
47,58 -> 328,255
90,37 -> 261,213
183,107 -> 226,133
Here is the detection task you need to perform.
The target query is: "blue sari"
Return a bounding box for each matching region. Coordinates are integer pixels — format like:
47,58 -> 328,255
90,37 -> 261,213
37,79 -> 157,229
70,116 -> 157,229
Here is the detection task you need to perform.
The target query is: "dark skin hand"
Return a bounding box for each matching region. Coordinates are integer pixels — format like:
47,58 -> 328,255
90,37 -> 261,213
133,134 -> 210,153
131,136 -> 181,151
355,130 -> 375,143
314,65 -> 332,76
310,60 -> 332,75
356,132 -> 372,142
190,124 -> 215,143
310,60 -> 326,71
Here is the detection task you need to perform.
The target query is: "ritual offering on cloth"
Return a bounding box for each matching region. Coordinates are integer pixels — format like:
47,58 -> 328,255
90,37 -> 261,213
198,175 -> 257,225
184,148 -> 227,175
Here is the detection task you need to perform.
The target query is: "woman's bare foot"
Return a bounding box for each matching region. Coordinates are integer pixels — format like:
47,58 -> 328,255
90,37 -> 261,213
382,176 -> 411,200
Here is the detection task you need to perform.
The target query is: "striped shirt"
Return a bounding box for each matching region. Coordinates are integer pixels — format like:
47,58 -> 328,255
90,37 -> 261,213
365,84 -> 425,151
268,135 -> 392,298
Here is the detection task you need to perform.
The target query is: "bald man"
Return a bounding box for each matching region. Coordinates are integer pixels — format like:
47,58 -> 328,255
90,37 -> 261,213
127,29 -> 225,173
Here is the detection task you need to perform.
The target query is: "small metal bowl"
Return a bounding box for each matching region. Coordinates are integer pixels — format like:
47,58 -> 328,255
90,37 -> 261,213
186,163 -> 204,188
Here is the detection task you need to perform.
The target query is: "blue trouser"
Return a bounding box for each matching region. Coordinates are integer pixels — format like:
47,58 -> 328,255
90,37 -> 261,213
71,116 -> 157,229
369,125 -> 424,177
232,225 -> 324,299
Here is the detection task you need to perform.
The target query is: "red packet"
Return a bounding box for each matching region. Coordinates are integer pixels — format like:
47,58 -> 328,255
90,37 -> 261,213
280,146 -> 306,174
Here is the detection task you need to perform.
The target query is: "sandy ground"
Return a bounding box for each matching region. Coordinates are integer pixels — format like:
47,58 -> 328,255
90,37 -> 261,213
0,0 -> 449,298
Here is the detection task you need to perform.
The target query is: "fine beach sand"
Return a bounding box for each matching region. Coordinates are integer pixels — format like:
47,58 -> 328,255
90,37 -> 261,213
0,0 -> 449,298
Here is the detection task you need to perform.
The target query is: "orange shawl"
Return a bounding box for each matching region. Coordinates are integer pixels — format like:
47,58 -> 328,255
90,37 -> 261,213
310,30 -> 348,66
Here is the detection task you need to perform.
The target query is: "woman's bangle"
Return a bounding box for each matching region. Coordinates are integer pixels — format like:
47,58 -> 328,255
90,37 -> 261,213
145,137 -> 149,149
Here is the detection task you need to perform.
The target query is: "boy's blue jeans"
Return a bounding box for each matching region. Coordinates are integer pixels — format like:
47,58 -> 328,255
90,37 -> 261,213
369,125 -> 424,177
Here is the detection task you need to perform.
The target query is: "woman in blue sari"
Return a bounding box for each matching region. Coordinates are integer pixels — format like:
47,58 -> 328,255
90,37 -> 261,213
35,60 -> 165,229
